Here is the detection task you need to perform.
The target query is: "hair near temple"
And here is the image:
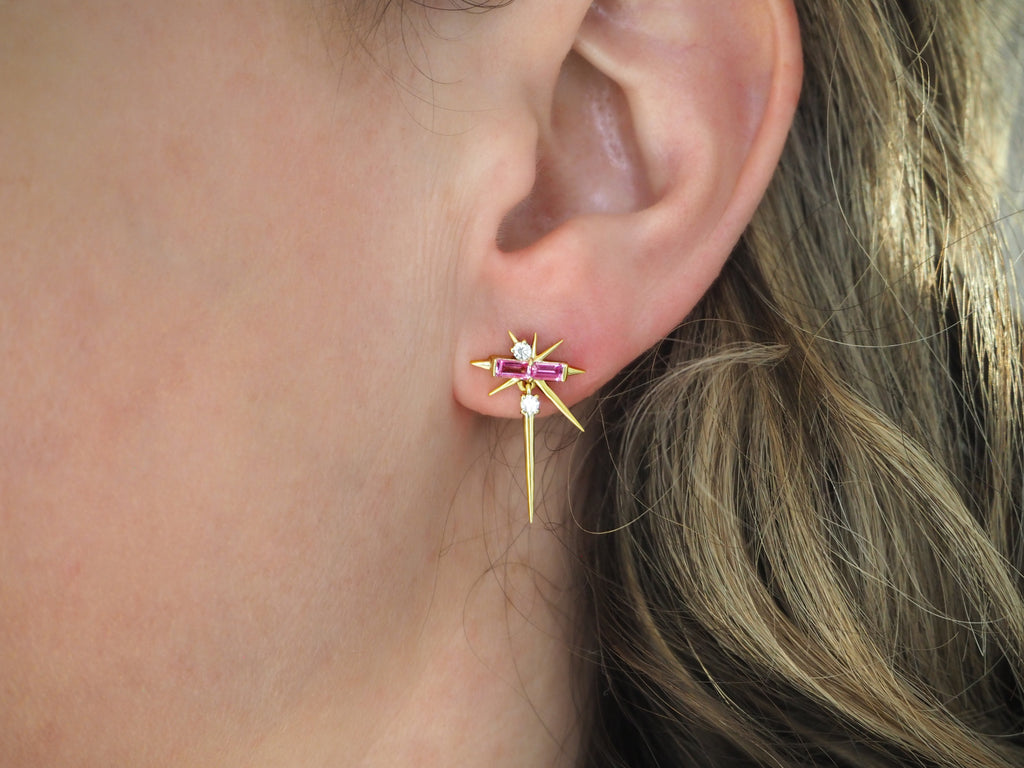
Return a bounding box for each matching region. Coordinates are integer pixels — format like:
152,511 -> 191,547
579,1 -> 1024,766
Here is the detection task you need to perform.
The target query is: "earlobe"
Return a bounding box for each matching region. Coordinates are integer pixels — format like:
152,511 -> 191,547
454,0 -> 802,421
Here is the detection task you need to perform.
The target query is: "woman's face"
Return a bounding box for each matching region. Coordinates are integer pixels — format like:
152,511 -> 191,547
0,1 -> 538,762
0,0 -> 802,761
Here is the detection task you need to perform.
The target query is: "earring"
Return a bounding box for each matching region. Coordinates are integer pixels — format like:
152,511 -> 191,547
471,332 -> 585,523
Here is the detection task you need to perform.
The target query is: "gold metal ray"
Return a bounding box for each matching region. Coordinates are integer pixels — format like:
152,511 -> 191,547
536,380 -> 585,432
471,359 -> 494,372
524,413 -> 535,523
534,339 -> 564,362
488,378 -> 520,397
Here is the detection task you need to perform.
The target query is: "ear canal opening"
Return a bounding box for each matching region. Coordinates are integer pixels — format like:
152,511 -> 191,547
497,50 -> 654,252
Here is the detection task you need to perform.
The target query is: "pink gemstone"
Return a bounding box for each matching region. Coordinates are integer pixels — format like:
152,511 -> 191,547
529,361 -> 567,382
493,357 -> 568,382
494,358 -> 530,379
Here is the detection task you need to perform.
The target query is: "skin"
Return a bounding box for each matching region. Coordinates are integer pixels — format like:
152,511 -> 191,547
0,1 -> 581,765
0,0 -> 800,764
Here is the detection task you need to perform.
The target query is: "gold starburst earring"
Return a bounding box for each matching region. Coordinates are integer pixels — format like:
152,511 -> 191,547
471,332 -> 585,522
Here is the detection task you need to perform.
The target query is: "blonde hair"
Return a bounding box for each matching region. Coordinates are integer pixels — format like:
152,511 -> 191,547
581,1 -> 1024,766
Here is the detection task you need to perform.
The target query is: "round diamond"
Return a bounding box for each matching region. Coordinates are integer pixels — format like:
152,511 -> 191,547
511,340 -> 533,362
520,394 -> 541,417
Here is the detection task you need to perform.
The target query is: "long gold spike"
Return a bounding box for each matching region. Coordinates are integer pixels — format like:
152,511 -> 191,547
524,413 -> 535,523
488,378 -> 520,397
508,330 -> 520,345
536,380 -> 585,432
534,339 -> 564,362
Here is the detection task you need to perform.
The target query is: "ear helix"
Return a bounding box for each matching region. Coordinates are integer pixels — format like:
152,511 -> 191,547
470,331 -> 584,523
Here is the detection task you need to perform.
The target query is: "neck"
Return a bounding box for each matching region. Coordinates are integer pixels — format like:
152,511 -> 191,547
245,416 -> 587,768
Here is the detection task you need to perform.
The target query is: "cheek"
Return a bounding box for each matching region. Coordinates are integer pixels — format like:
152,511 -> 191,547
0,256 -> 433,761
0,107 -> 437,764
0,7 -> 457,757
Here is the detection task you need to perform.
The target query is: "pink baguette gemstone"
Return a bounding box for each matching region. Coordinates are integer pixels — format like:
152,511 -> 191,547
530,361 -> 568,381
494,359 -> 530,378
493,358 -> 567,382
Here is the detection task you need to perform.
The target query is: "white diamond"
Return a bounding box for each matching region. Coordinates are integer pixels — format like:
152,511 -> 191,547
520,394 -> 540,417
511,341 -> 533,362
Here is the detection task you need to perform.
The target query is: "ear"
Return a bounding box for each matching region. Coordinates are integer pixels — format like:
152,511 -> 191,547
453,0 -> 802,421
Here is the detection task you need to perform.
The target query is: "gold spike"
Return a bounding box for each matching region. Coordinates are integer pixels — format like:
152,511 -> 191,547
524,413 -> 535,523
471,359 -> 495,373
536,380 -> 585,432
565,365 -> 585,377
488,378 -> 519,397
534,338 -> 564,362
